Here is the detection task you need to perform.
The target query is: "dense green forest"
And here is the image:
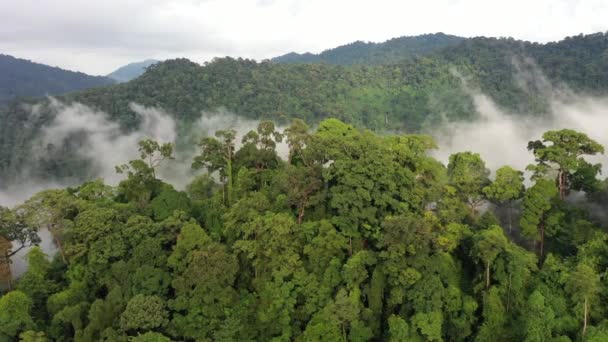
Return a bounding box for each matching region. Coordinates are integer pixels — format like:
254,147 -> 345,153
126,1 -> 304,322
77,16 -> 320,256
2,32 -> 608,187
2,119 -> 608,341
271,33 -> 465,65
0,54 -> 114,105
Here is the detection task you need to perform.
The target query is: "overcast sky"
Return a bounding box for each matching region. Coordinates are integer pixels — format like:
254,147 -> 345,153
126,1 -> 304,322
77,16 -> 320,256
1,0 -> 607,75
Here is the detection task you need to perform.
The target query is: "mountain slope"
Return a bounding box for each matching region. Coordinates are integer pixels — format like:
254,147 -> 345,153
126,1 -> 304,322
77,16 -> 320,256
107,59 -> 160,82
272,33 -> 465,65
2,32 -> 608,186
0,57 -> 473,186
0,54 -> 115,104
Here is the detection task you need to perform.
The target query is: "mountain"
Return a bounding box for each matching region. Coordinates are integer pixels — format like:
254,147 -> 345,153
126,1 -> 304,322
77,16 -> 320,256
107,59 -> 161,82
2,32 -> 608,186
0,54 -> 115,105
272,32 -> 465,65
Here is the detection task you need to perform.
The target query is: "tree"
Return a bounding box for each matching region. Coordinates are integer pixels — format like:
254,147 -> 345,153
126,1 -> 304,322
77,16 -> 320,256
527,129 -> 604,200
523,290 -> 555,342
242,120 -> 283,151
387,315 -> 410,342
168,221 -> 240,340
129,331 -> 172,342
0,206 -> 40,259
0,206 -> 40,289
472,225 -> 508,289
116,139 -> 174,206
565,262 -> 601,336
19,189 -> 82,264
475,287 -> 507,342
134,139 -> 175,179
18,331 -> 48,342
447,152 -> 490,210
16,247 -> 55,317
286,164 -> 323,224
0,291 -> 35,340
520,179 -> 558,259
119,295 -> 169,332
192,129 -> 236,205
483,166 -> 525,231
302,288 -> 371,342
284,119 -> 311,165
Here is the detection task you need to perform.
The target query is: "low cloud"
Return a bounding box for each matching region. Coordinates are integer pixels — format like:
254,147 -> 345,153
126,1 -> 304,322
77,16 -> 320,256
0,102 -> 289,207
0,100 -> 178,207
431,70 -> 608,180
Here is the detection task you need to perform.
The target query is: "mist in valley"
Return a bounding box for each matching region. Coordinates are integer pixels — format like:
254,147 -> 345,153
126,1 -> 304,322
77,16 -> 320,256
3,63 -> 608,208
3,60 -> 608,278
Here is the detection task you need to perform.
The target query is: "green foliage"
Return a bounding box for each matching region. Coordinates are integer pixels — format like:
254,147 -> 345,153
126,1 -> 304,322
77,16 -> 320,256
448,152 -> 490,208
120,295 -> 169,332
4,33 -> 608,186
528,129 -> 604,199
18,331 -> 48,342
1,123 -> 607,342
483,166 -> 525,204
129,331 -> 172,342
523,290 -> 555,342
0,291 -> 34,340
273,33 -> 465,65
520,178 -> 559,258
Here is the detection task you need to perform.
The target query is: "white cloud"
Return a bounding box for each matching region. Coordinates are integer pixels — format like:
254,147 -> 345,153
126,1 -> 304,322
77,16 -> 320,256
0,0 -> 606,74
431,86 -> 608,181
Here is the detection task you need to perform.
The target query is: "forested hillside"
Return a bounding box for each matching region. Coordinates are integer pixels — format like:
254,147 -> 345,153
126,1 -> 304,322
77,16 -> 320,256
272,33 -> 465,65
0,54 -> 115,105
2,120 -> 608,341
1,32 -> 608,188
0,57 -> 474,186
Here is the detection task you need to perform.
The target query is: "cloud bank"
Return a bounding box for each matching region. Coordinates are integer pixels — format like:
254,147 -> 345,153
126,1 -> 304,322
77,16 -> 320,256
431,78 -> 608,179
0,102 -> 286,207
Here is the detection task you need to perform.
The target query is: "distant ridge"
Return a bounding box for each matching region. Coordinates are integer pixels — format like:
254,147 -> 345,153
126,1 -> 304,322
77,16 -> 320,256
272,33 -> 465,65
3,32 -> 608,186
107,59 -> 161,82
0,54 -> 115,104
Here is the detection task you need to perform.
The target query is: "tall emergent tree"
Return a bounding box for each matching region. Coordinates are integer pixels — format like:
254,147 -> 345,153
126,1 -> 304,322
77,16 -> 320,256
447,152 -> 491,210
473,225 -> 508,289
520,179 -> 558,259
116,139 -> 175,206
566,262 -> 601,337
192,129 -> 237,205
483,166 -> 525,231
527,129 -> 604,200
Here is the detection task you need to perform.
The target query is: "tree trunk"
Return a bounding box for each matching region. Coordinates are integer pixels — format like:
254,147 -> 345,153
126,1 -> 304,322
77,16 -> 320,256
297,206 -> 305,225
486,261 -> 490,289
226,157 -> 233,206
54,235 -> 68,264
583,297 -> 588,335
506,273 -> 512,312
3,251 -> 11,291
297,197 -> 308,225
507,202 -> 513,233
539,222 -> 545,260
558,170 -> 566,200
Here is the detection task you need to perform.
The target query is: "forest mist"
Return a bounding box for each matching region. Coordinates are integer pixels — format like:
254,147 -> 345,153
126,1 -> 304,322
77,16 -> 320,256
0,103 -> 281,207
432,91 -> 608,176
433,58 -> 608,177
2,61 -> 608,208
